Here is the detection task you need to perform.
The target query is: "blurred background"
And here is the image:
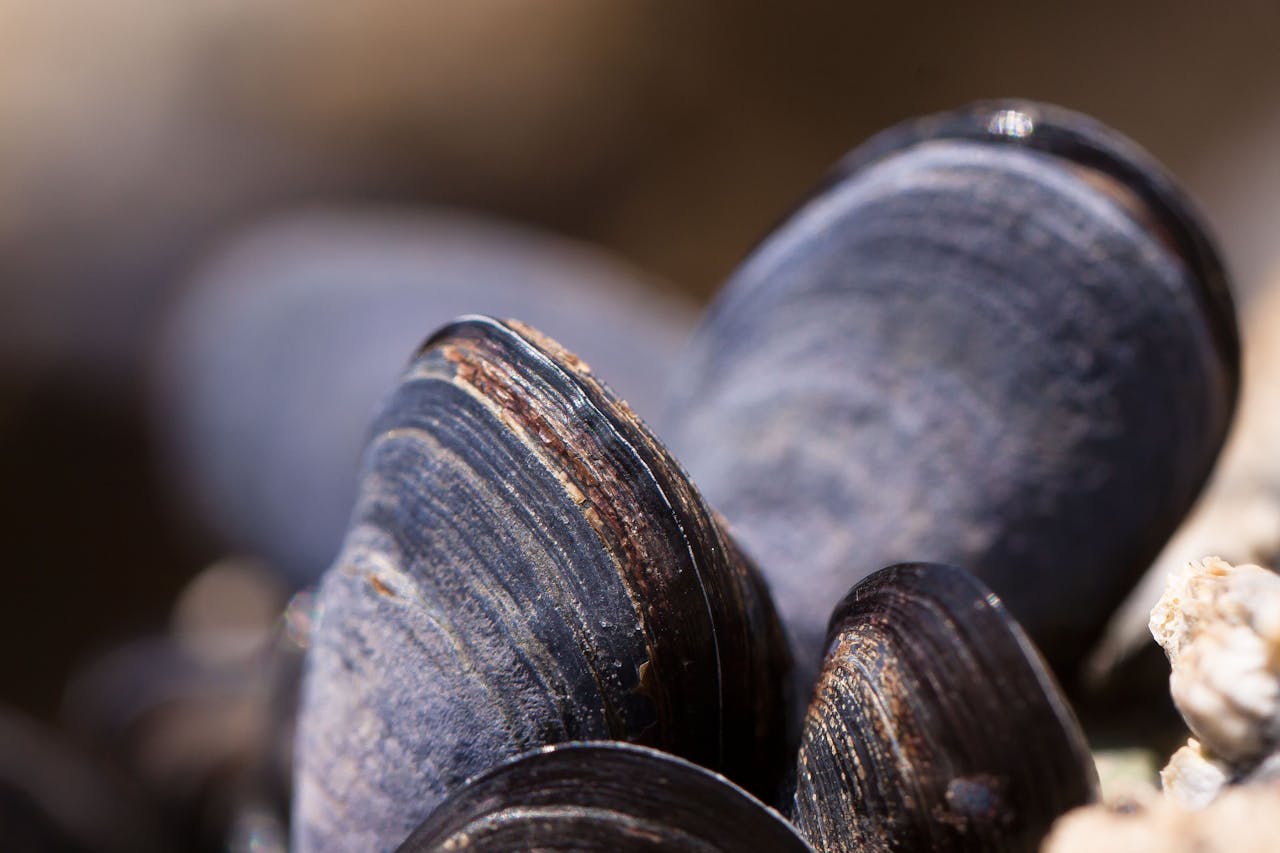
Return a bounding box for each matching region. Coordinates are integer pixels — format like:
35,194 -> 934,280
4,1 -> 1280,846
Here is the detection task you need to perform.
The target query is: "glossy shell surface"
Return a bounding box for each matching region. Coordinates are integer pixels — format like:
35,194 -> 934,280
665,100 -> 1238,687
792,562 -> 1098,852
399,742 -> 813,852
292,317 -> 791,851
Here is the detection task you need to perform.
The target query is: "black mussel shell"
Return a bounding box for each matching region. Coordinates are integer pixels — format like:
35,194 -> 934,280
664,99 -> 1238,690
398,742 -> 814,852
792,563 -> 1098,853
293,316 -> 792,851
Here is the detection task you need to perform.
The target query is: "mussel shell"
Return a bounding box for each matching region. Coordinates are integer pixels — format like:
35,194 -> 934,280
834,100 -> 1237,372
293,316 -> 791,850
664,99 -> 1238,687
792,562 -> 1098,853
398,742 -> 813,852
155,209 -> 695,585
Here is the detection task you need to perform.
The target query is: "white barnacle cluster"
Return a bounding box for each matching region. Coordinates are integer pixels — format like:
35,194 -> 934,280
1042,558 -> 1280,852
1149,557 -> 1280,778
1041,780 -> 1280,853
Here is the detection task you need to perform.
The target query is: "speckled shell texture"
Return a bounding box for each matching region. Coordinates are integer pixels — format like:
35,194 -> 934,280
665,102 -> 1237,688
792,563 -> 1098,852
399,742 -> 814,852
292,317 -> 791,852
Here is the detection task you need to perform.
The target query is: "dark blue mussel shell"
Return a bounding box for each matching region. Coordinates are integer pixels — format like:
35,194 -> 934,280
292,317 -> 791,851
664,100 -> 1238,691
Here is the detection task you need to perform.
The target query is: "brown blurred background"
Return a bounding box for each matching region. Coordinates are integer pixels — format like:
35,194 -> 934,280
3,0 -> 1280,726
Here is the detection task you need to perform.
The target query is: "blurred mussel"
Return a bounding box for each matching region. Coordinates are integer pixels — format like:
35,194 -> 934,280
398,742 -> 813,852
664,100 -> 1238,691
154,208 -> 695,586
58,557 -> 301,851
0,705 -> 169,851
791,562 -> 1098,852
292,317 -> 791,851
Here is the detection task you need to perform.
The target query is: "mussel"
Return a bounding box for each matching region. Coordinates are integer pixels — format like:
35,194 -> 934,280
1087,275 -> 1280,690
791,563 -> 1098,852
292,317 -> 791,851
398,742 -> 813,852
390,563 -> 1096,853
60,557 -> 298,850
664,100 -> 1239,688
155,209 -> 695,586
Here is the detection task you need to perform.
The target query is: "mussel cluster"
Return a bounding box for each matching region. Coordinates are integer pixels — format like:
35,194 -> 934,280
287,101 -> 1236,851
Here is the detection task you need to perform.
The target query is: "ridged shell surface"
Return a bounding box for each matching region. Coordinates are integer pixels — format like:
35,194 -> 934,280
156,210 -> 695,585
292,316 -> 790,852
399,742 -> 813,852
792,562 -> 1098,852
665,100 -> 1237,687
